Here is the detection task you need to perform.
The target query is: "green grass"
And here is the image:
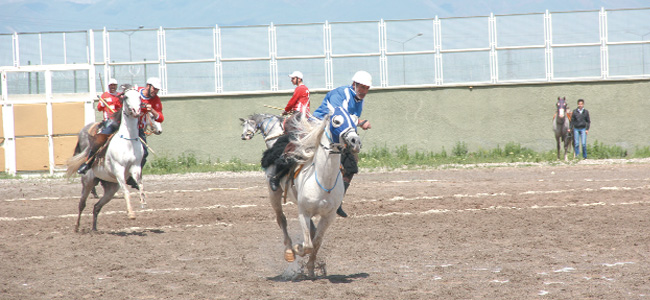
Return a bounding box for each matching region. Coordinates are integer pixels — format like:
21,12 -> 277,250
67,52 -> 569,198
144,153 -> 260,175
0,140 -> 647,177
140,140 -> 647,174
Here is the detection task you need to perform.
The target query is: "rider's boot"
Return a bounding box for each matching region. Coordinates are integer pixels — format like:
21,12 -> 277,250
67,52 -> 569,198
77,132 -> 109,174
336,180 -> 351,218
269,155 -> 294,191
269,165 -> 290,191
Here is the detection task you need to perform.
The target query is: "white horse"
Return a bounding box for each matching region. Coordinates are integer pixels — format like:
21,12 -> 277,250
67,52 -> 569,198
66,89 -> 146,232
240,113 -> 284,148
267,106 -> 361,278
73,110 -> 161,198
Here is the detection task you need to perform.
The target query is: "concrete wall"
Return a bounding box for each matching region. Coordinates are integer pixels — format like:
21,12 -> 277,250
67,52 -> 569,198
148,80 -> 650,164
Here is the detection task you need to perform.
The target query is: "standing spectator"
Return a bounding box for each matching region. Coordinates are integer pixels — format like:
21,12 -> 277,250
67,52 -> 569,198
571,98 -> 590,159
282,71 -> 310,116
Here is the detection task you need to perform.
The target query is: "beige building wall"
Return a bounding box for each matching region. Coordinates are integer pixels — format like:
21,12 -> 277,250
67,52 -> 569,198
6,102 -> 85,171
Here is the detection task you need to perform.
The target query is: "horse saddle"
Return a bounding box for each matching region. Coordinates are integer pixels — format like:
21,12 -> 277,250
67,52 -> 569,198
87,122 -> 102,136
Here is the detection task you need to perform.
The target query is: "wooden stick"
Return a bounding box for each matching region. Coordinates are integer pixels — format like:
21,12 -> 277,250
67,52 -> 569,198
97,96 -> 115,113
264,104 -> 285,111
139,137 -> 155,154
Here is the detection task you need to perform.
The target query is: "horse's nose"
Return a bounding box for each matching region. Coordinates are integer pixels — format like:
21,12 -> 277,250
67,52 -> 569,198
349,137 -> 362,153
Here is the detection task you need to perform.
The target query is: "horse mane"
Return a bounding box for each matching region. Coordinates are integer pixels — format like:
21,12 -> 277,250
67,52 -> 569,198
288,114 -> 328,164
113,106 -> 123,123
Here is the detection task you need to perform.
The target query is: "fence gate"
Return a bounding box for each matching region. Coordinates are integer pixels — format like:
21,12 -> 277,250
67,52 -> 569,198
0,64 -> 97,175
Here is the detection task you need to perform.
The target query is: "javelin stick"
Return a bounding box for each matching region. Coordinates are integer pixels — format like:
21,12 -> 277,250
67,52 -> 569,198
97,96 -> 115,113
264,104 -> 285,111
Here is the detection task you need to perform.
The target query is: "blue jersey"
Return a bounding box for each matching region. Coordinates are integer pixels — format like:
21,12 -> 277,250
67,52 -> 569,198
312,85 -> 364,120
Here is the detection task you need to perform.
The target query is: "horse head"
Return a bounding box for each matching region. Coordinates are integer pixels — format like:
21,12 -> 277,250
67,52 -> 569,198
328,106 -> 362,153
240,116 -> 257,140
121,89 -> 142,118
556,96 -> 568,119
144,112 -> 163,135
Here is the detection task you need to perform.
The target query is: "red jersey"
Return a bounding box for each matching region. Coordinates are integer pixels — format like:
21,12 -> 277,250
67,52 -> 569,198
137,87 -> 164,129
97,91 -> 122,120
284,84 -> 310,115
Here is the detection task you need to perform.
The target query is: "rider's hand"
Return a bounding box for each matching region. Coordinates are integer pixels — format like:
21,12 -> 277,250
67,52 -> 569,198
359,119 -> 371,130
282,111 -> 289,116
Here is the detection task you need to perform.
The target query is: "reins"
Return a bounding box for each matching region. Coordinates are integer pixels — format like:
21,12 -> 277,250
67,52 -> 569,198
258,115 -> 284,142
314,163 -> 340,193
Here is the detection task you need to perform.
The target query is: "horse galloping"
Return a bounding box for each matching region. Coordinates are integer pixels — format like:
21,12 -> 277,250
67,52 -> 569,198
73,111 -> 162,198
264,107 -> 361,278
66,89 -> 147,232
240,113 -> 284,148
553,96 -> 573,161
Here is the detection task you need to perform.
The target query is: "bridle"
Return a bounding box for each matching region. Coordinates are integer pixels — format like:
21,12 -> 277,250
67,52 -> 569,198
245,115 -> 283,142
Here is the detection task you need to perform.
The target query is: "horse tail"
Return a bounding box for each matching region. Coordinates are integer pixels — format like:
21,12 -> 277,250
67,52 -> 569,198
73,140 -> 82,155
65,148 -> 88,179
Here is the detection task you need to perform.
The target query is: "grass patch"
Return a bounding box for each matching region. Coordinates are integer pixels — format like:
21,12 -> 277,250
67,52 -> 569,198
359,140 -> 646,170
1,140 -> 646,177
144,140 -> 649,173
144,153 -> 259,175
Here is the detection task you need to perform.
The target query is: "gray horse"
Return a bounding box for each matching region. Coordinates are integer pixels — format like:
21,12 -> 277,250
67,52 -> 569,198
552,97 -> 573,161
240,113 -> 285,149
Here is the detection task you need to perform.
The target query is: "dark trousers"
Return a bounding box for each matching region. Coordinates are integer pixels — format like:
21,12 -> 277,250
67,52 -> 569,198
139,128 -> 148,168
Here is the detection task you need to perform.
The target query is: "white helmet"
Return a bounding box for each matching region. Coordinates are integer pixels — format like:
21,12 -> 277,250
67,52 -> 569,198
146,77 -> 162,89
108,78 -> 118,85
352,71 -> 372,88
288,71 -> 303,79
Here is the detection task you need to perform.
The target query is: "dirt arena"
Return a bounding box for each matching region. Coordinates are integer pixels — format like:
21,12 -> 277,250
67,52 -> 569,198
1,160 -> 650,299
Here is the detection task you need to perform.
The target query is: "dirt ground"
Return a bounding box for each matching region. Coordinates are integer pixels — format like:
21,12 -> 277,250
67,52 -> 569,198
1,160 -> 650,299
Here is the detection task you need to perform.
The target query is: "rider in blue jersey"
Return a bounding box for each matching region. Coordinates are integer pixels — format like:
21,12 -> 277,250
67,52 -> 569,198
268,70 -> 373,218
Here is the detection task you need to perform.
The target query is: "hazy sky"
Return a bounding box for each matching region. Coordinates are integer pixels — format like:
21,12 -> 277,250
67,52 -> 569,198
0,0 -> 648,34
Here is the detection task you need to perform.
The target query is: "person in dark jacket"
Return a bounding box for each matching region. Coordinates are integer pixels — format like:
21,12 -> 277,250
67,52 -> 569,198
571,98 -> 590,159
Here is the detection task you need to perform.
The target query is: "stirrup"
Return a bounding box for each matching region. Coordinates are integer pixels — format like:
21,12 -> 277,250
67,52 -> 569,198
77,163 -> 90,174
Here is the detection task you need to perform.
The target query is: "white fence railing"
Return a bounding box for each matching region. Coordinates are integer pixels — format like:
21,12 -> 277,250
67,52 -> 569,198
1,7 -> 650,97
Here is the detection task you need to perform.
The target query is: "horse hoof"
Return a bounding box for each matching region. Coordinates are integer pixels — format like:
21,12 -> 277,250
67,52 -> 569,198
128,214 -> 136,220
284,249 -> 295,262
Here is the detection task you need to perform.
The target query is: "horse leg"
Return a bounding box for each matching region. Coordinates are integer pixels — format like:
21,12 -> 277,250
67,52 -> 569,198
270,188 -> 293,262
556,137 -> 561,160
293,212 -> 314,258
310,219 -> 316,240
114,167 -> 136,220
75,176 -> 95,232
90,178 -> 101,198
91,182 -> 119,231
131,168 -> 146,209
563,136 -> 569,161
267,167 -> 294,262
306,212 -> 336,278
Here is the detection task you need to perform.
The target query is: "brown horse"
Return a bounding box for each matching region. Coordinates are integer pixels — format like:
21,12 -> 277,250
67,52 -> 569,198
552,97 -> 573,161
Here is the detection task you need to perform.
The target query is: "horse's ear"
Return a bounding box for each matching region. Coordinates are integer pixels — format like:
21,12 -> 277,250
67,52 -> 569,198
239,118 -> 245,123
